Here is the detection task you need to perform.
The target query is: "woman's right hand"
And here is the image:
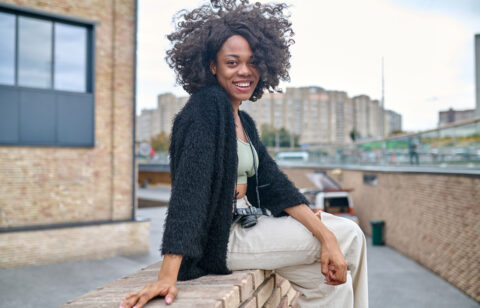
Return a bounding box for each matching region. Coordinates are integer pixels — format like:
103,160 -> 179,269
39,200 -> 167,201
119,254 -> 182,307
119,277 -> 178,308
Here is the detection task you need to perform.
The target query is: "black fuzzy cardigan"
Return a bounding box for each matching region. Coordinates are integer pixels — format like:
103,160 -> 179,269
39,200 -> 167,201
161,85 -> 309,281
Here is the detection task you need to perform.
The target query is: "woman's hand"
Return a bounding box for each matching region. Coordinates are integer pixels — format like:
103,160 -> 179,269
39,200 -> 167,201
119,278 -> 178,308
284,204 -> 348,285
120,254 -> 183,308
319,232 -> 348,285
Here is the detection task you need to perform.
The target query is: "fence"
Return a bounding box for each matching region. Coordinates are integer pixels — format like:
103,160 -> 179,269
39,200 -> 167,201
307,118 -> 480,168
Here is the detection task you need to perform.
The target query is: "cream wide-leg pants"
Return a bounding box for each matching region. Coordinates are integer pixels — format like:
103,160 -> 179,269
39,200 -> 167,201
227,199 -> 368,308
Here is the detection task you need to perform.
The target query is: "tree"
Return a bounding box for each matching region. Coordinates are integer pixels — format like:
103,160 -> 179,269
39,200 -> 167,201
261,124 -> 299,147
150,132 -> 170,152
260,124 -> 276,146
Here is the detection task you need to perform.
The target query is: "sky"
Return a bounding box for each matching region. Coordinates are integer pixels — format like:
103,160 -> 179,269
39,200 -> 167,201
136,0 -> 480,132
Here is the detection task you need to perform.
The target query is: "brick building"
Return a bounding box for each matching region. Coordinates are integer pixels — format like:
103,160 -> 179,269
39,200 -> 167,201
0,0 -> 149,268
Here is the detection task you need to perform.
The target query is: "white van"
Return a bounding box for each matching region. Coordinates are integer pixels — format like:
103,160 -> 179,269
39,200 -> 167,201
300,189 -> 359,224
276,151 -> 309,162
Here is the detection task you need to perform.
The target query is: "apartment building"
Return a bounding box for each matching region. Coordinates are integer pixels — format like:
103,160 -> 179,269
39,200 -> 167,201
438,108 -> 476,127
136,93 -> 188,142
140,86 -> 401,148
242,87 -> 392,146
384,109 -> 402,135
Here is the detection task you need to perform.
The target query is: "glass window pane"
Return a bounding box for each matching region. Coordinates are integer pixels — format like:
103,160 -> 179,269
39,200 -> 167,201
18,16 -> 52,88
54,23 -> 87,92
0,12 -> 15,85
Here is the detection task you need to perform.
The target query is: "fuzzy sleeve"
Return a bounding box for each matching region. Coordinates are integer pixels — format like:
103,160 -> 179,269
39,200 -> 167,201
161,115 -> 216,258
242,112 -> 309,217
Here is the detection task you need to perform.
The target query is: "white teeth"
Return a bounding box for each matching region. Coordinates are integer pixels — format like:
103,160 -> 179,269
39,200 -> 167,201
234,82 -> 250,87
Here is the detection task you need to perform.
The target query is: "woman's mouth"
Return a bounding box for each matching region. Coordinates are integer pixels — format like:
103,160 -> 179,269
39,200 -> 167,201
233,81 -> 253,90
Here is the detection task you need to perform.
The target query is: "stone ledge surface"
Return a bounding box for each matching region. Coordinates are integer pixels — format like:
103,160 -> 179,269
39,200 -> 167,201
62,262 -> 300,308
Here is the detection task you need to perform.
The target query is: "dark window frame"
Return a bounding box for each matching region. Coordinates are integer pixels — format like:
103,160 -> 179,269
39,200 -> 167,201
0,3 -> 96,147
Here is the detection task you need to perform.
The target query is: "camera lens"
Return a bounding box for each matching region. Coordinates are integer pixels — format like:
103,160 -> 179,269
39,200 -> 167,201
240,215 -> 257,228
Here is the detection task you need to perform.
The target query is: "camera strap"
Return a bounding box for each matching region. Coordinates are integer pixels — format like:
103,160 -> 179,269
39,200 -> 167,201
232,112 -> 268,217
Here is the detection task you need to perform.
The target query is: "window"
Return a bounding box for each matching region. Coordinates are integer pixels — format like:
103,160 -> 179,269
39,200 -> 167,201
0,12 -> 15,85
0,4 -> 95,147
54,23 -> 87,92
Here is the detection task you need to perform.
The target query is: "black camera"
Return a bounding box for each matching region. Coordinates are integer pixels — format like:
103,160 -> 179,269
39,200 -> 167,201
237,213 -> 257,228
233,207 -> 264,228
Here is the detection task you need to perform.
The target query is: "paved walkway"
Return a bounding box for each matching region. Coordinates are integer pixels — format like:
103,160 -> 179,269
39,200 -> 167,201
0,206 -> 478,308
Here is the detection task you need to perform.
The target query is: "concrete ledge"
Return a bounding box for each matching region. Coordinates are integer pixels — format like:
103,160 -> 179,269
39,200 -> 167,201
138,186 -> 171,208
0,220 -> 150,268
62,262 -> 300,308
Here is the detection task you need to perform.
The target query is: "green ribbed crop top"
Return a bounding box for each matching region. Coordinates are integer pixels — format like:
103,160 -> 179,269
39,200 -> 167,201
237,138 -> 259,184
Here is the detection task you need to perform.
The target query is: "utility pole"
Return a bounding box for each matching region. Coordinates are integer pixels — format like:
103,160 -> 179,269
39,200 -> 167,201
475,35 -> 480,117
381,57 -> 385,137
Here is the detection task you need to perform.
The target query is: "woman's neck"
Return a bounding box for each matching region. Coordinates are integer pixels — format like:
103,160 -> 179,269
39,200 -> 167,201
231,100 -> 241,115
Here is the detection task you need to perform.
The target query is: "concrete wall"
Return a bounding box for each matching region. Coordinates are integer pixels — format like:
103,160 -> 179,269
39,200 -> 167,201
282,167 -> 480,302
0,0 -> 145,267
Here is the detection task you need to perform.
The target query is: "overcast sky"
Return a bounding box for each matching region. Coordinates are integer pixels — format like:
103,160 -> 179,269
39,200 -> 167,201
137,0 -> 480,132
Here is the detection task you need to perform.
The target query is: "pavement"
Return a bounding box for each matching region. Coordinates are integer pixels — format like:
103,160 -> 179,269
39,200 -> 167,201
0,205 -> 478,308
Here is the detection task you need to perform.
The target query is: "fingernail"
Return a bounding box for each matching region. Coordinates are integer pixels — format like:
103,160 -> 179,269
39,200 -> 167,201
166,297 -> 172,304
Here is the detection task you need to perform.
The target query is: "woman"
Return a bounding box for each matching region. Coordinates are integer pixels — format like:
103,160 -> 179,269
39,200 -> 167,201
121,1 -> 368,307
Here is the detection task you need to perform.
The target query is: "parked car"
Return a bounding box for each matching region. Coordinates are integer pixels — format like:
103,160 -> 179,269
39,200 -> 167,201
300,172 -> 359,224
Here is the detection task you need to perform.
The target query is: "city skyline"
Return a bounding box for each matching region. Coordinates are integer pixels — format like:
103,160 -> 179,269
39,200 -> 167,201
137,86 -> 402,148
137,0 -> 480,132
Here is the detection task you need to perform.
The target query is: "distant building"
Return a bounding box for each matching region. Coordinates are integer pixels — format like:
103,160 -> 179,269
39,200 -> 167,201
242,86 -> 397,146
384,109 -> 402,135
139,86 -> 403,148
137,108 -> 158,143
438,108 -> 476,127
351,95 -> 383,140
136,93 -> 187,142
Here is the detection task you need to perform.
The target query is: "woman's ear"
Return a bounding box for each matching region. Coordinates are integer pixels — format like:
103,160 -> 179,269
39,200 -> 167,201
209,61 -> 217,75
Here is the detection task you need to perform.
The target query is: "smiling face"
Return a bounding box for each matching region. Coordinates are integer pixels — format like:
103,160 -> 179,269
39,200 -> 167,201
210,35 -> 260,106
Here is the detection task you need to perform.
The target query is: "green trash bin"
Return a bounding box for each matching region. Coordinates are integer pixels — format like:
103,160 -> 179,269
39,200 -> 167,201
370,220 -> 385,246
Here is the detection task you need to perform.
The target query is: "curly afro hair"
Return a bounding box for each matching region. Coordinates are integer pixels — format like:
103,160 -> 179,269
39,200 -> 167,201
165,0 -> 294,101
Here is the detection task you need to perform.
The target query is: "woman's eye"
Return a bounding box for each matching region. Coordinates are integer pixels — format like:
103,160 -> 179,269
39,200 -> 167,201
227,61 -> 236,65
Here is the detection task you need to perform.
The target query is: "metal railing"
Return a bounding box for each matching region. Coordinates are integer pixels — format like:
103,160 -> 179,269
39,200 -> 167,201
282,118 -> 480,169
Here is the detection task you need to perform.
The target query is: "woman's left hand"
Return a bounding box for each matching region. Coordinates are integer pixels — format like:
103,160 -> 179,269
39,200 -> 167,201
319,232 -> 348,285
284,204 -> 348,285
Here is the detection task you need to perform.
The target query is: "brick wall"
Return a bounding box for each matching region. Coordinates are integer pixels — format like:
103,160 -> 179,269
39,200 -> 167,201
0,0 -> 136,228
282,167 -> 480,302
0,220 -> 149,268
0,0 -> 144,267
62,263 -> 300,308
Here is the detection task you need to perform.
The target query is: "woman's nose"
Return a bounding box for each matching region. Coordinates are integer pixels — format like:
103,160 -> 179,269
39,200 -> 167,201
238,63 -> 252,76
